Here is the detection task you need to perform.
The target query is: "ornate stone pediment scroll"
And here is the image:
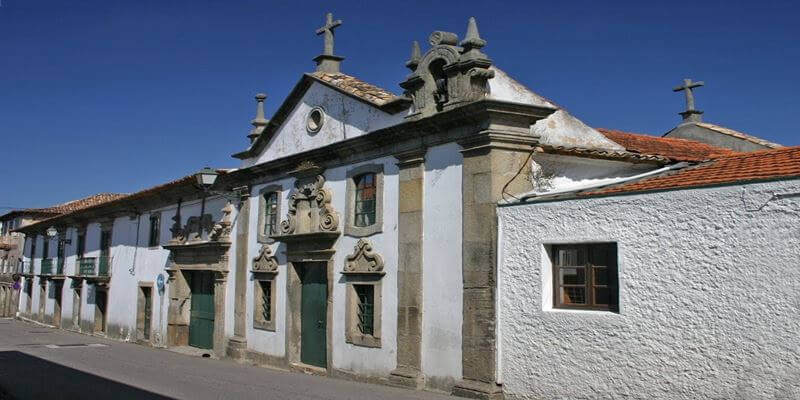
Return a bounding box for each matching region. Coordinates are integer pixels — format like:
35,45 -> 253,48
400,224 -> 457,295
400,18 -> 494,119
277,163 -> 340,236
169,203 -> 230,245
343,239 -> 385,275
209,203 -> 234,241
252,244 -> 278,273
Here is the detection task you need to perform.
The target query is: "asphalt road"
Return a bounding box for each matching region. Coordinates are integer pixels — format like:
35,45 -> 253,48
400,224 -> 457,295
0,318 -> 453,400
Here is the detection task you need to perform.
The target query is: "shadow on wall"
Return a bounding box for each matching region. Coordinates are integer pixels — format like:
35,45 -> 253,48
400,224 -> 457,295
0,351 -> 174,400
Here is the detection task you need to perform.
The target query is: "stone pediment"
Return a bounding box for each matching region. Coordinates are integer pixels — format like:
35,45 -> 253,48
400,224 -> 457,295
343,239 -> 385,275
400,18 -> 495,119
252,244 -> 278,274
273,163 -> 341,238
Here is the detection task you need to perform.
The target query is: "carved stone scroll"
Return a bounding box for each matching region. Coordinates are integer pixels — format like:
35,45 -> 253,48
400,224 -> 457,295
343,239 -> 385,275
278,172 -> 340,236
252,244 -> 278,273
209,203 -> 234,241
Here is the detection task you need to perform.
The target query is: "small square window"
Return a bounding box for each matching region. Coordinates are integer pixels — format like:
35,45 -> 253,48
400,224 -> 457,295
253,279 -> 276,331
552,243 -> 618,312
345,281 -> 382,347
354,284 -> 374,335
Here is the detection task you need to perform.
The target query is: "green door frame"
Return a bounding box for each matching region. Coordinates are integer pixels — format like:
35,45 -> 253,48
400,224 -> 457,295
189,270 -> 215,350
300,263 -> 328,368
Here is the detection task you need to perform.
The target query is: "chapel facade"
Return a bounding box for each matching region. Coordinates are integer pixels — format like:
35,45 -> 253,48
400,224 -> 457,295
11,13 -> 798,400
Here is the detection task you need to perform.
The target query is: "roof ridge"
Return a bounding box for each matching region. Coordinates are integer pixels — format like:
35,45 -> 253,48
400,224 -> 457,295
695,122 -> 783,149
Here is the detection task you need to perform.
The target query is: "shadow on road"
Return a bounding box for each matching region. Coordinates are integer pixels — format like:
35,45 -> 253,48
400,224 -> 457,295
0,351 -> 174,400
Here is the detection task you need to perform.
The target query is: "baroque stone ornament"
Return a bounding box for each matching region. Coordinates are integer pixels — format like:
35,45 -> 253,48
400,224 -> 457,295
343,239 -> 385,275
278,172 -> 340,235
209,203 -> 234,241
252,244 -> 278,273
400,17 -> 495,119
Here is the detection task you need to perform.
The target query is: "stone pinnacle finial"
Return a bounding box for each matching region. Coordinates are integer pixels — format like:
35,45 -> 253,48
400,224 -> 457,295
248,93 -> 269,144
313,12 -> 344,73
406,41 -> 421,71
460,17 -> 486,48
673,78 -> 704,123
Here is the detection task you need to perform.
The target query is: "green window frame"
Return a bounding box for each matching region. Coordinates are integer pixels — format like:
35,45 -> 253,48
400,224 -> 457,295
354,284 -> 374,335
263,192 -> 279,236
148,214 -> 160,247
259,280 -> 272,323
353,173 -> 376,228
552,243 -> 618,312
30,235 -> 37,259
76,231 -> 86,258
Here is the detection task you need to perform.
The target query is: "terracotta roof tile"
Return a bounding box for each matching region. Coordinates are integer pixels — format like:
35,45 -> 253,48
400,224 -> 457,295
1,193 -> 127,220
585,146 -> 800,196
310,72 -> 400,106
17,170 -> 229,232
598,128 -> 738,162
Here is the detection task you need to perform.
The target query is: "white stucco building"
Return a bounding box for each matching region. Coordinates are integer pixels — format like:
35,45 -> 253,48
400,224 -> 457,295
12,13 -> 799,400
497,148 -> 800,399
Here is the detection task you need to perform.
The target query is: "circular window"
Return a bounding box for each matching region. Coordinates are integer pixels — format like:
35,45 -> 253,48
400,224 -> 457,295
306,107 -> 325,134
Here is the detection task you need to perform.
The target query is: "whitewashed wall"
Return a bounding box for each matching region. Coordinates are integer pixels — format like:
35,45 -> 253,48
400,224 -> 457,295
497,179 -> 800,399
329,156 -> 399,375
25,196 -> 228,345
244,82 -> 404,168
244,156 -> 402,376
245,176 -> 295,358
421,143 -> 463,390
531,153 -> 654,193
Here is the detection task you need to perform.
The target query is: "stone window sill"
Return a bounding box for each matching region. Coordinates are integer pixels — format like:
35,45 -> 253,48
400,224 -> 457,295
346,333 -> 381,348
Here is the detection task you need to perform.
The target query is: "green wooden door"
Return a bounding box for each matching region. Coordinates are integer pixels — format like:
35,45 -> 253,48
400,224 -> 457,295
300,264 -> 327,368
189,271 -> 215,350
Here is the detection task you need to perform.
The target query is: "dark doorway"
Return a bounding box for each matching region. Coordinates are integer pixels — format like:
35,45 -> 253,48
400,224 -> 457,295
300,263 -> 327,368
137,286 -> 153,342
53,282 -> 63,328
94,289 -> 107,334
189,271 -> 214,350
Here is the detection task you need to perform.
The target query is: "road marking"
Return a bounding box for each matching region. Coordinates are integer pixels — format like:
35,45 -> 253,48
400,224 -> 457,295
43,343 -> 108,349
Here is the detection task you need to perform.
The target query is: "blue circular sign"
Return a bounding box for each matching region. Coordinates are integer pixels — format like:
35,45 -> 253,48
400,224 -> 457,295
156,273 -> 165,292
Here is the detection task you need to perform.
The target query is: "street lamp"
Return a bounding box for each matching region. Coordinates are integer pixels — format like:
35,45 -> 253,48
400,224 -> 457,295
46,226 -> 71,244
195,167 -> 219,191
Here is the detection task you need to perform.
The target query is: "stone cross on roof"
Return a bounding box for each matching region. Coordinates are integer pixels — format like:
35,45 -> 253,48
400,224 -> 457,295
673,78 -> 704,122
313,13 -> 344,73
316,13 -> 342,56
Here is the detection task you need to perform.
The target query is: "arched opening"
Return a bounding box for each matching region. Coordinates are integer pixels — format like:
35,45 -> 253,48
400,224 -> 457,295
429,58 -> 448,109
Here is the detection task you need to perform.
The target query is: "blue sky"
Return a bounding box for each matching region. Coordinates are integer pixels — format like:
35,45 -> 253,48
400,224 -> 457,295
1,0 -> 798,209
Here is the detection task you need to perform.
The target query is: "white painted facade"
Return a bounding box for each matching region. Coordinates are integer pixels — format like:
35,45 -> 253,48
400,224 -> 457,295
497,179 -> 800,399
243,82 -> 405,168
20,196 -> 229,346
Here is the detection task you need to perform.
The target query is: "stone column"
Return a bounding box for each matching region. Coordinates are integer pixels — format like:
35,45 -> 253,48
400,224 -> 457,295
227,195 -> 251,359
453,135 -> 536,400
390,149 -> 426,388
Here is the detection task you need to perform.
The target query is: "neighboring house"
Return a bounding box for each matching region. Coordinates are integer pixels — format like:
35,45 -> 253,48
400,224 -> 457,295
11,13 -> 799,400
497,147 -> 800,399
0,195 -> 124,318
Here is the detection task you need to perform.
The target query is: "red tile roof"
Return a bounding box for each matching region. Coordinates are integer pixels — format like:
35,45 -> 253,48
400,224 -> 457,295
586,146 -> 800,196
598,128 -> 738,162
1,193 -> 127,220
311,72 -> 400,107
